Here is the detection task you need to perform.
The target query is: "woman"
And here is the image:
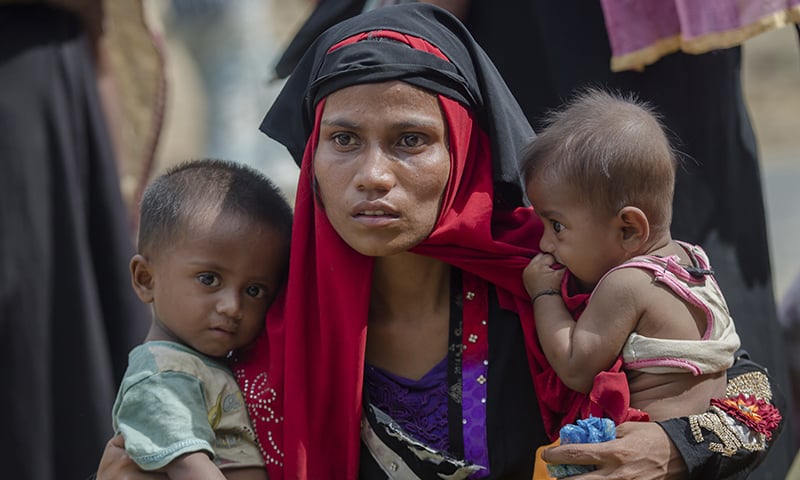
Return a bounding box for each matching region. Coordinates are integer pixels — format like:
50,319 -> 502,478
98,4 -> 782,479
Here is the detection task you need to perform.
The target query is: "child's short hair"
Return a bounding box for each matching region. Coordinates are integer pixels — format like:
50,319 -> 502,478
137,158 -> 293,258
520,88 -> 678,234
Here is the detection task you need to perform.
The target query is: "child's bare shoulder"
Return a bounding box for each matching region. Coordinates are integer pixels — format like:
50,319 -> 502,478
595,266 -> 655,298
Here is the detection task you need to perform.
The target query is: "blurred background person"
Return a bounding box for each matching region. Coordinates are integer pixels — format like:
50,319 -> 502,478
0,0 -> 164,478
780,270 -> 800,446
151,0 -> 306,199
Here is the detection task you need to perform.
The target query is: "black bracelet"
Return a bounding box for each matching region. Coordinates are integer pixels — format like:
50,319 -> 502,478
531,288 -> 560,304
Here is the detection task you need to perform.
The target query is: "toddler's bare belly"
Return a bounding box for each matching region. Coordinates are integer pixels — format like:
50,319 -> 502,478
628,370 -> 727,421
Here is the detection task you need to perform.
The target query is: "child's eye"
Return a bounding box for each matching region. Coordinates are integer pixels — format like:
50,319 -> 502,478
245,285 -> 265,298
197,273 -> 220,287
552,221 -> 564,233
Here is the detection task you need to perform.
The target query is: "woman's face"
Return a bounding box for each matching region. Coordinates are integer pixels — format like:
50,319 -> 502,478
314,81 -> 451,257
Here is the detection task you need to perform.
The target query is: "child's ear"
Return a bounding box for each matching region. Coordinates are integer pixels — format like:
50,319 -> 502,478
617,206 -> 650,252
130,254 -> 155,304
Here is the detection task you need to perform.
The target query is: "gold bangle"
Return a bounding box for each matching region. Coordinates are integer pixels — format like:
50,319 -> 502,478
531,289 -> 560,304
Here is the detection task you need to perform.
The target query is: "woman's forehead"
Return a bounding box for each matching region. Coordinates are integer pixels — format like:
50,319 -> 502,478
325,81 -> 437,103
319,84 -> 445,137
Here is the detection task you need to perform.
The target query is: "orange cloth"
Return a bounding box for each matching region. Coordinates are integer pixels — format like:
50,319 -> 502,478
532,439 -> 560,480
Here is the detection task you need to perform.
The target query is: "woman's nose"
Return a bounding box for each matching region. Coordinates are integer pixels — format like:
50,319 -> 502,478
355,146 -> 395,192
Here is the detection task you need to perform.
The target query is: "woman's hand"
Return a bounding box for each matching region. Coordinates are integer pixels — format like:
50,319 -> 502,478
96,435 -> 168,480
523,253 -> 564,298
541,421 -> 687,480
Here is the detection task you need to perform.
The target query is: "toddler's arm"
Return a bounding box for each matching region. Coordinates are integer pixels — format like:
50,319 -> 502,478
95,436 -> 268,480
523,254 -> 639,393
165,454 -> 269,480
162,452 -> 225,480
223,467 -> 270,480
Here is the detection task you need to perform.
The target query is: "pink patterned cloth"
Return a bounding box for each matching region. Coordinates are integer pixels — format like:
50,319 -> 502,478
600,0 -> 800,71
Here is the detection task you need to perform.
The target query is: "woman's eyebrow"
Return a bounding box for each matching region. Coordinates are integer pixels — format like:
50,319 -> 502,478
320,117 -> 359,129
392,118 -> 441,130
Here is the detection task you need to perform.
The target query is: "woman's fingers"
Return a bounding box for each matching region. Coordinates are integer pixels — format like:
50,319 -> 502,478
541,422 -> 685,480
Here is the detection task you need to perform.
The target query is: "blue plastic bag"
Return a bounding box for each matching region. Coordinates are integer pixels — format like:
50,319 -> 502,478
546,416 -> 616,478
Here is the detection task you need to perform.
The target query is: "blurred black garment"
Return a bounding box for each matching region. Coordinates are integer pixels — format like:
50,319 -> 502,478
0,5 -> 148,480
273,0 -> 368,79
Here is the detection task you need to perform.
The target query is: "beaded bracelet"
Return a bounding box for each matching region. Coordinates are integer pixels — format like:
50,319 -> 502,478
531,288 -> 560,304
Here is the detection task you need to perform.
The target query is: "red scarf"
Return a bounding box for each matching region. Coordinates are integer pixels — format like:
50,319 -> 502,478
235,32 -> 644,480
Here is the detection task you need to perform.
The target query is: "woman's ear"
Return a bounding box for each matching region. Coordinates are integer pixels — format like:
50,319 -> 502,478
130,254 -> 155,304
617,206 -> 650,252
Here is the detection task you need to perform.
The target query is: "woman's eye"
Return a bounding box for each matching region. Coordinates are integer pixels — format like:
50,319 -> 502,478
245,285 -> 265,298
400,134 -> 422,148
332,133 -> 354,147
197,273 -> 220,287
552,221 -> 564,233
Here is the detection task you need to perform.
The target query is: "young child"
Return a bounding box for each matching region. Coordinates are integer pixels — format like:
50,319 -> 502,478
112,159 -> 293,479
521,89 -> 741,423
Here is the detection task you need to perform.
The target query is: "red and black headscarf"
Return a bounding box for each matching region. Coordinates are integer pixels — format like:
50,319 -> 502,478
236,4 -> 639,479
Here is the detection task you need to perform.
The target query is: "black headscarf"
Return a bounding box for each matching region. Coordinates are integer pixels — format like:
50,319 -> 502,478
261,3 -> 535,207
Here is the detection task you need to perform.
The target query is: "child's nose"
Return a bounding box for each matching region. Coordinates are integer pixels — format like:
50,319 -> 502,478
217,291 -> 242,320
539,231 -> 554,254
